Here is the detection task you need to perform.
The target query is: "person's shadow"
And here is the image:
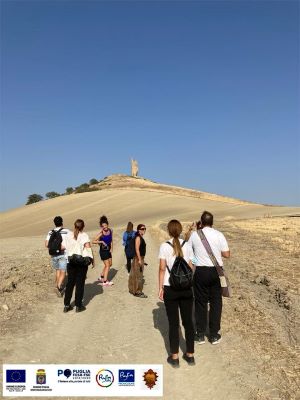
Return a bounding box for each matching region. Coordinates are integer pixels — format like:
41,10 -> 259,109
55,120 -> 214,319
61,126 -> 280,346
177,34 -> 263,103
152,302 -> 186,355
82,282 -> 103,306
108,267 -> 118,281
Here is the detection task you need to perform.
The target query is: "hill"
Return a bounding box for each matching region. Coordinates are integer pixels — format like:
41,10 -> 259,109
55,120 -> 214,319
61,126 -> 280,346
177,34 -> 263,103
0,174 -> 299,239
0,174 -> 299,399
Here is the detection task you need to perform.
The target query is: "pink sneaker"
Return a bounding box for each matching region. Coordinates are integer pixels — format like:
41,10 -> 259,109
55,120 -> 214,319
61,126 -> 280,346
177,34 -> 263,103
102,281 -> 114,286
97,276 -> 104,282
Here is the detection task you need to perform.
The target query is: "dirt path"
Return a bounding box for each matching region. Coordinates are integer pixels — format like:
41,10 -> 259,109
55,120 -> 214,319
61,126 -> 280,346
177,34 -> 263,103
1,229 -> 253,400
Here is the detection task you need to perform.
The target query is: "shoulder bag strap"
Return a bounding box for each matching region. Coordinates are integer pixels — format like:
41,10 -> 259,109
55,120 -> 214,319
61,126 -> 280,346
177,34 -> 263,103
197,229 -> 224,277
165,241 -> 173,273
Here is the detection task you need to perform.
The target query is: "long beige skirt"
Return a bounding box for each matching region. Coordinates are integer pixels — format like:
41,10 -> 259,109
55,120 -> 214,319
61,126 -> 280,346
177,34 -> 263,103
128,256 -> 144,295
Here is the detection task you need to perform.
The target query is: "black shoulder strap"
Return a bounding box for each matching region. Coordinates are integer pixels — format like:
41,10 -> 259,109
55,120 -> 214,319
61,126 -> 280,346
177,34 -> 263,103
167,240 -> 186,248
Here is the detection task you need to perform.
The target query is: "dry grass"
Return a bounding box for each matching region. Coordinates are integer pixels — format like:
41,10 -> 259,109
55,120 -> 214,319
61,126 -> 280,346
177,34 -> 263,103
155,216 -> 300,400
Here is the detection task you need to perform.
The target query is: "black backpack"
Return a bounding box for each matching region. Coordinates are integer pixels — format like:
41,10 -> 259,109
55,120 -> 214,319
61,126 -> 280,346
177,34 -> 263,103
125,234 -> 136,259
166,241 -> 193,290
48,228 -> 63,256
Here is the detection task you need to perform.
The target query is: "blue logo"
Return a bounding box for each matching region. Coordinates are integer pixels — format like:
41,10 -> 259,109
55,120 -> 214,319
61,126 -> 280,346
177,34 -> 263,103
6,370 -> 26,383
118,369 -> 135,386
58,369 -> 72,378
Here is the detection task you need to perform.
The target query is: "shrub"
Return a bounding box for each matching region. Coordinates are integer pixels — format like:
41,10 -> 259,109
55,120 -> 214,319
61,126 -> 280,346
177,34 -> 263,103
76,183 -> 89,190
45,191 -> 60,199
65,187 -> 74,195
89,178 -> 98,185
75,186 -> 100,194
26,194 -> 43,205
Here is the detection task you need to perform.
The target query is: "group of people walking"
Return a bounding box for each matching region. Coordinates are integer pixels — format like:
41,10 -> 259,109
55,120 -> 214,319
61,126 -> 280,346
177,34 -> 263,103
45,210 -> 230,368
45,215 -> 149,311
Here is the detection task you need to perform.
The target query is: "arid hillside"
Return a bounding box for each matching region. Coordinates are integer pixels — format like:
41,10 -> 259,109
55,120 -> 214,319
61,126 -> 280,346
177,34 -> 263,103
0,174 -> 299,239
0,175 -> 299,400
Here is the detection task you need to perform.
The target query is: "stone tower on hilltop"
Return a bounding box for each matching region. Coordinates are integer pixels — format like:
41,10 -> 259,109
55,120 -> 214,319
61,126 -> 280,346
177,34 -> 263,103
131,159 -> 139,177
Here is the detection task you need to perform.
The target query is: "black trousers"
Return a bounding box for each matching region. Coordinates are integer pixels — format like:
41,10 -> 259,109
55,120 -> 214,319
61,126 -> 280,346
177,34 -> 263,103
126,255 -> 132,273
163,286 -> 194,354
193,267 -> 222,336
64,262 -> 88,307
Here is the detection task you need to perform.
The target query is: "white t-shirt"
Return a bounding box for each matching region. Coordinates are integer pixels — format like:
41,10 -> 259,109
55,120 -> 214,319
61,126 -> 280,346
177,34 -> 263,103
66,231 -> 90,257
158,238 -> 194,287
45,227 -> 70,258
188,227 -> 229,267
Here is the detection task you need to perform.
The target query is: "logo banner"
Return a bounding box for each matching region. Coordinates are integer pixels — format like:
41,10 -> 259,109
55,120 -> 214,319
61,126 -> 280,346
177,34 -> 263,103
3,364 -> 163,397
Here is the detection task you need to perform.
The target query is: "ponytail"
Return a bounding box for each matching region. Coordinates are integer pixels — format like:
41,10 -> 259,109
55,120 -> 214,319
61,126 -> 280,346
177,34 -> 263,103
167,219 -> 183,257
73,219 -> 85,240
173,236 -> 183,258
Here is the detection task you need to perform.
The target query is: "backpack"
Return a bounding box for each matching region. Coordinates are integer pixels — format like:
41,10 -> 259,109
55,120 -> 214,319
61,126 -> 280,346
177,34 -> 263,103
125,234 -> 136,259
125,231 -> 135,247
166,241 -> 193,290
48,228 -> 63,256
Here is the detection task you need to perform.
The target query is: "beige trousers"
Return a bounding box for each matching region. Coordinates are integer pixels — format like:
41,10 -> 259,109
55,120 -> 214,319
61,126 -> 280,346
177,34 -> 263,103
128,256 -> 144,294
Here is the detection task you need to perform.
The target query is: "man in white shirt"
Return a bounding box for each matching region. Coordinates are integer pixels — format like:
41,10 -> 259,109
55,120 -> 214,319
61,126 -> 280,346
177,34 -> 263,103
188,211 -> 230,345
45,216 -> 70,296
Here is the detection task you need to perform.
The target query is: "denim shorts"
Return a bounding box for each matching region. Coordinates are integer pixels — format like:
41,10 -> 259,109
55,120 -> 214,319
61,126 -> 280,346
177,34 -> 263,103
51,255 -> 67,271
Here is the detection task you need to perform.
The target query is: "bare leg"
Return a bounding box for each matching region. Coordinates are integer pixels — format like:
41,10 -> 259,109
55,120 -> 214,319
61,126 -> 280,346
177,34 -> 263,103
103,260 -> 110,281
55,270 -> 60,287
58,271 -> 66,289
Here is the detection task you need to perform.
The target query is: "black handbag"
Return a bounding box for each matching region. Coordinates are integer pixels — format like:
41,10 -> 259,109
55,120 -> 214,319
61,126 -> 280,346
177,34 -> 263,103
68,254 -> 92,267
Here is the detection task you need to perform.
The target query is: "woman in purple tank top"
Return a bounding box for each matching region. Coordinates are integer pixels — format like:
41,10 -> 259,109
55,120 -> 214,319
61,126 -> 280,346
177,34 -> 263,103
92,215 -> 114,286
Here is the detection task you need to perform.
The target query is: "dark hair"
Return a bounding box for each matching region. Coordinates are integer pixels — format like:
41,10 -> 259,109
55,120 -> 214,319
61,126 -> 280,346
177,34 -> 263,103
167,219 -> 183,257
99,215 -> 109,226
74,219 -> 85,240
54,216 -> 63,227
196,220 -> 202,230
136,224 -> 146,236
201,211 -> 213,227
126,221 -> 133,232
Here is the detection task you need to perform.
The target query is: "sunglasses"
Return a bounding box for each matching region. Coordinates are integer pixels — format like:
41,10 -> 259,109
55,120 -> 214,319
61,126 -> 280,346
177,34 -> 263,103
140,227 -> 146,231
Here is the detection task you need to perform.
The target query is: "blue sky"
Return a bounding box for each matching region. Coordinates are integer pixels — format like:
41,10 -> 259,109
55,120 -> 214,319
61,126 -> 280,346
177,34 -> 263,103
1,0 -> 299,211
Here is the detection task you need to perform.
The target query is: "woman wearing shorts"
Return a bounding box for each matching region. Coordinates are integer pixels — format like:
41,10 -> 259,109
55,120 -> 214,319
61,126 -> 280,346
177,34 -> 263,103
93,215 -> 114,286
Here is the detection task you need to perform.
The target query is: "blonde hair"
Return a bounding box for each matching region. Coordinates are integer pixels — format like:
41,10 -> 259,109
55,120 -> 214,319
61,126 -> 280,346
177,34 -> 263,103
167,219 -> 183,257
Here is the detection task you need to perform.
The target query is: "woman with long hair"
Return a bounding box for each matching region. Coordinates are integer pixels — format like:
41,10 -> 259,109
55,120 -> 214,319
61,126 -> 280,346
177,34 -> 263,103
92,215 -> 114,286
158,219 -> 195,367
122,221 -> 136,273
64,219 -> 94,313
128,224 -> 147,298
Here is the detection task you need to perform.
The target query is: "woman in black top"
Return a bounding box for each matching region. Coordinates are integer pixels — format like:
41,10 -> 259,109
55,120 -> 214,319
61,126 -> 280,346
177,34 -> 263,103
128,224 -> 147,298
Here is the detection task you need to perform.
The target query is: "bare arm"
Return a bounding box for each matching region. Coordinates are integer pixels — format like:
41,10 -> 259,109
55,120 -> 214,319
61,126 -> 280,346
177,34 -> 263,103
45,240 -> 48,248
84,242 -> 95,268
188,260 -> 195,271
221,250 -> 230,258
110,231 -> 113,253
92,232 -> 104,245
135,236 -> 141,263
158,259 -> 166,301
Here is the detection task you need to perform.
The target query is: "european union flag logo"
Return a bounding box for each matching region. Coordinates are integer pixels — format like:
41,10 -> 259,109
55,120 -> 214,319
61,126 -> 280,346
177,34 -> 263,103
6,369 -> 26,383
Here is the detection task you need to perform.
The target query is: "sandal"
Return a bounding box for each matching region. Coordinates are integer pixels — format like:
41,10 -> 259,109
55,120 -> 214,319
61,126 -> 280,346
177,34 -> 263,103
134,293 -> 148,298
